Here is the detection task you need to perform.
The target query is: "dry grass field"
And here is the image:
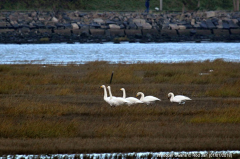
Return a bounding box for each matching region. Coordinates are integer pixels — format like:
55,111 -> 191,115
0,60 -> 240,155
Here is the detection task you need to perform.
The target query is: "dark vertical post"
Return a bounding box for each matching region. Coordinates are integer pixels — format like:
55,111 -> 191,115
110,71 -> 114,84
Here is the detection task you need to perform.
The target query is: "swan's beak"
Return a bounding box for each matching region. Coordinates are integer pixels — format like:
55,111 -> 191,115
100,86 -> 103,88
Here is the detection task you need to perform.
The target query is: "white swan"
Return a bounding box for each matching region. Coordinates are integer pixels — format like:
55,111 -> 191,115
100,85 -> 112,106
107,86 -> 129,106
136,92 -> 161,105
168,92 -> 192,104
120,88 -> 143,106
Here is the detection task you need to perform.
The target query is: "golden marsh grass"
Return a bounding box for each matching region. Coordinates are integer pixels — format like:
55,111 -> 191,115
0,60 -> 240,154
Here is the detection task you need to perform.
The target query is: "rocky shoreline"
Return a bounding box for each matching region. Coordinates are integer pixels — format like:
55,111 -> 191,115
0,10 -> 240,44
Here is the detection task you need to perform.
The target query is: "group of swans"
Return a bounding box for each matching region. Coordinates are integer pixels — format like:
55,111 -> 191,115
100,85 -> 161,106
100,85 -> 192,106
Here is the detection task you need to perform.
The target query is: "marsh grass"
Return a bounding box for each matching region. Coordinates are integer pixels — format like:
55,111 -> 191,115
0,61 -> 240,154
190,106 -> 240,123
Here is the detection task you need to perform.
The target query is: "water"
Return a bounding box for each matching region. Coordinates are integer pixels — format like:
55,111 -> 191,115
2,151 -> 240,159
0,42 -> 239,64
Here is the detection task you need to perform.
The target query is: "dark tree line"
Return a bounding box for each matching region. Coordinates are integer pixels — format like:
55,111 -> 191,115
0,0 -> 239,11
178,0 -> 239,12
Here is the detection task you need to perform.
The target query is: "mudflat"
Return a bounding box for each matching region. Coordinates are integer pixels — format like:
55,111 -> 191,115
0,60 -> 240,154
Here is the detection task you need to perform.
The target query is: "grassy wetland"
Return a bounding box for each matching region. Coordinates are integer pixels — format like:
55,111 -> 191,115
0,60 -> 240,155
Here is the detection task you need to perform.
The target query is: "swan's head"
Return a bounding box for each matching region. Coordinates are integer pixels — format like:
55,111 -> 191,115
168,92 -> 174,99
120,88 -> 125,91
136,92 -> 143,97
100,85 -> 106,88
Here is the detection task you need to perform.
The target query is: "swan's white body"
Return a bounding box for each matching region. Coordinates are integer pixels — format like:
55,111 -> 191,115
168,92 -> 192,104
107,86 -> 129,106
100,85 -> 112,106
120,88 -> 143,106
136,92 -> 161,105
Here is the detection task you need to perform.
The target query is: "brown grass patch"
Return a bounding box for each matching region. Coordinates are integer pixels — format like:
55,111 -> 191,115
0,61 -> 240,154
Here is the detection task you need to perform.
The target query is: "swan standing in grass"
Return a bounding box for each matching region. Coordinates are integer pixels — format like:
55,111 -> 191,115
136,92 -> 161,105
100,85 -> 112,106
107,86 -> 129,106
168,92 -> 192,104
120,88 -> 143,106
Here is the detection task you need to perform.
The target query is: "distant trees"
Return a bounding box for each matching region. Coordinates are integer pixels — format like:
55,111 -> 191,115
233,0 -> 239,11
0,0 -> 239,11
176,0 -> 238,13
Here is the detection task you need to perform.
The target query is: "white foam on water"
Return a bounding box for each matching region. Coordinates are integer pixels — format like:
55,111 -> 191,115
3,150 -> 240,159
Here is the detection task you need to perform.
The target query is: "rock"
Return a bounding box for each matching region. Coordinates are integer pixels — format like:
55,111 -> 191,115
78,24 -> 89,29
0,10 -> 240,43
109,29 -> 125,36
109,24 -> 120,29
93,18 -> 104,24
230,29 -> 240,35
89,23 -> 101,29
200,21 -> 208,29
55,23 -> 65,29
178,25 -> 186,30
54,29 -> 72,36
195,29 -> 212,36
38,17 -> 45,21
135,22 -> 143,29
63,23 -> 72,29
33,23 -> 46,29
161,29 -> 178,36
142,23 -> 152,29
19,27 -> 30,33
135,33 -> 142,39
178,29 -> 190,36
133,18 -> 146,24
206,11 -> 216,18
51,17 -> 58,23
128,22 -> 137,29
232,19 -> 238,24
216,20 -> 223,29
90,29 -> 105,36
125,29 -> 142,36
38,29 -> 52,34
191,19 -> 195,25
211,18 -> 219,26
169,23 -> 179,30
228,20 -> 239,29
79,13 -> 87,17
206,19 -> 216,29
71,23 -> 79,29
222,21 -> 230,29
30,11 -> 37,17
213,29 -> 230,37
106,20 -> 117,25
80,30 -> 90,37
100,25 -> 109,29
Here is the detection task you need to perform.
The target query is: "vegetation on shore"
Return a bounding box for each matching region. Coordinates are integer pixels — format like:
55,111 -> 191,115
0,60 -> 240,154
0,0 -> 238,11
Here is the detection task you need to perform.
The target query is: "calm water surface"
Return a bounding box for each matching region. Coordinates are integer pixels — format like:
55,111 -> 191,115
0,42 -> 239,64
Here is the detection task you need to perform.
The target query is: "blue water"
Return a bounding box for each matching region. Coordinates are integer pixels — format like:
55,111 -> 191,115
0,42 -> 239,64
